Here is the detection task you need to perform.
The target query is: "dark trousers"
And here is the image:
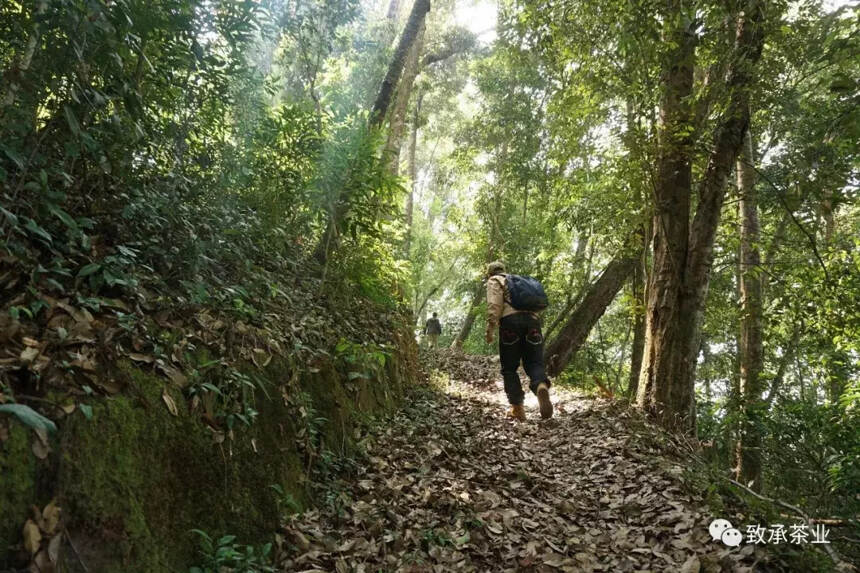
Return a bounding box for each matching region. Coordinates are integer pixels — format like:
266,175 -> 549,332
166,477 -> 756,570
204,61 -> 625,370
499,313 -> 550,405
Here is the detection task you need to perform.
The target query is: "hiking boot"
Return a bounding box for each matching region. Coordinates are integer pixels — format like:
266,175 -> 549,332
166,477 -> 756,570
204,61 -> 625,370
508,404 -> 526,421
536,382 -> 553,419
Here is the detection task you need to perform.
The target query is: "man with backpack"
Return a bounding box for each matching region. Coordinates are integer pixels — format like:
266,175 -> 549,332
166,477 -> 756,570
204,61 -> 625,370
485,261 -> 553,421
423,312 -> 442,348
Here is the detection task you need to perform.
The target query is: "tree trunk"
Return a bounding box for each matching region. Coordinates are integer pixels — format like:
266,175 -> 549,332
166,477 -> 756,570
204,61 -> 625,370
0,1 -> 46,113
628,246 -> 646,399
545,232 -> 590,340
765,326 -> 800,406
314,0 -> 431,265
384,21 -> 425,174
637,0 -> 765,434
451,279 -> 484,350
635,0 -> 697,432
545,253 -> 638,377
370,0 -> 431,128
735,124 -> 764,491
404,91 -> 422,255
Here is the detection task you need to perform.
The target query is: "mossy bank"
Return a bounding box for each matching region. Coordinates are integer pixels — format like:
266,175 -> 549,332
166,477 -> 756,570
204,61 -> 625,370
0,327 -> 418,572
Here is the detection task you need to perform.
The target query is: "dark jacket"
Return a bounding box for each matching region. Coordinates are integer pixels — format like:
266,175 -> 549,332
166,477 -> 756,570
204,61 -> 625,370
424,318 -> 442,335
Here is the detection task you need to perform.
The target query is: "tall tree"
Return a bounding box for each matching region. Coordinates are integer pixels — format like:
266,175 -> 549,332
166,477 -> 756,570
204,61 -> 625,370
636,0 -> 766,434
370,0 -> 432,128
735,122 -> 764,490
628,244 -> 647,399
314,0 -> 432,264
383,21 -> 426,174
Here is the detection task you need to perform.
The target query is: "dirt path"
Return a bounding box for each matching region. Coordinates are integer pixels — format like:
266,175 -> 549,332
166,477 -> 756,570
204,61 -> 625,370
279,356 -> 757,572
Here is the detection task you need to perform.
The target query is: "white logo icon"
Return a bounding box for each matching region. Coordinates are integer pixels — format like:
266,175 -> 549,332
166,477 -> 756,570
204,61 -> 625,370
709,518 -> 733,542
721,528 -> 743,547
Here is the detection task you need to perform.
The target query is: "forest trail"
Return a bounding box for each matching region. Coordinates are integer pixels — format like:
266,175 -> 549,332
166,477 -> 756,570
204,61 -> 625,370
278,352 -> 756,572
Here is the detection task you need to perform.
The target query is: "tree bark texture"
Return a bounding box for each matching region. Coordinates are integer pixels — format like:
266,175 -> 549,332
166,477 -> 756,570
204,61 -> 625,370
370,0 -> 431,128
635,0 -> 697,432
314,0 -> 431,265
545,253 -> 638,378
404,91 -> 422,255
735,124 -> 764,490
628,247 -> 646,399
451,279 -> 484,350
384,21 -> 426,175
637,0 -> 766,435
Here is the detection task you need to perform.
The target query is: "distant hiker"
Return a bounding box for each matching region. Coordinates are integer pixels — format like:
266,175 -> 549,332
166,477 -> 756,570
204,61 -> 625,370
423,312 -> 442,348
485,261 -> 553,421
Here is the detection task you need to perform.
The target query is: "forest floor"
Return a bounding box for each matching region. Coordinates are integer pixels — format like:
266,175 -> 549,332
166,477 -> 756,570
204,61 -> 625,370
277,350 -> 766,572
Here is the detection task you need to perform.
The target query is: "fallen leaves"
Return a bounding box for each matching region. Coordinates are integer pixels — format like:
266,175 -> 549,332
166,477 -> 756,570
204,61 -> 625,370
22,501 -> 63,573
278,354 -> 765,572
162,389 -> 179,416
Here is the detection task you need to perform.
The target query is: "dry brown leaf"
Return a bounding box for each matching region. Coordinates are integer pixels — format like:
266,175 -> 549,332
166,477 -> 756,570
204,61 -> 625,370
32,438 -> 50,460
158,363 -> 188,387
274,354 -> 764,572
41,501 -> 61,535
20,346 -> 40,364
162,390 -> 179,416
680,554 -> 701,573
22,519 -> 41,556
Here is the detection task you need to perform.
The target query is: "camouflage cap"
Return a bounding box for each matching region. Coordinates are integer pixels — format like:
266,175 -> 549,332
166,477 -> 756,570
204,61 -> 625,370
487,261 -> 506,276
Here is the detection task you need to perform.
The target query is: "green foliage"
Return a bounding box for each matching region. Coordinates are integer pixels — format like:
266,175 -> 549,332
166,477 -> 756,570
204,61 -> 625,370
189,530 -> 274,573
293,390 -> 329,453
186,364 -> 267,430
335,338 -> 392,383
0,403 -> 57,433
763,400 -> 860,516
269,484 -> 302,515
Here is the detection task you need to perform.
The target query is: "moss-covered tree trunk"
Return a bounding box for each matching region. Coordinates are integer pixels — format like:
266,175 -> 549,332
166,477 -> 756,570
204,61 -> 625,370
735,123 -> 764,490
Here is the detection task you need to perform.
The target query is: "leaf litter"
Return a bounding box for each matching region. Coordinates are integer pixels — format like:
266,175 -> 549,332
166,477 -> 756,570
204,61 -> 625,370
278,350 -> 764,572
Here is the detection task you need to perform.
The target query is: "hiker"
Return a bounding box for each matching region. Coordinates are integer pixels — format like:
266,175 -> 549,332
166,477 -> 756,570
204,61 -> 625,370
423,312 -> 442,348
485,261 -> 553,421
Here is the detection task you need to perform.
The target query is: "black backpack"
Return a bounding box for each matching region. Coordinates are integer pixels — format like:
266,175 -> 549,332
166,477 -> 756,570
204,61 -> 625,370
504,274 -> 549,312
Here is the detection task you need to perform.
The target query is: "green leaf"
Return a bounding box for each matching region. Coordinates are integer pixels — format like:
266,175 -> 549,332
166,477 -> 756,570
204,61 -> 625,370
77,263 -> 102,277
64,105 -> 81,136
24,218 -> 53,243
0,206 -> 19,226
48,203 -> 78,230
1,144 -> 24,168
79,403 -> 93,420
0,404 -> 58,433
